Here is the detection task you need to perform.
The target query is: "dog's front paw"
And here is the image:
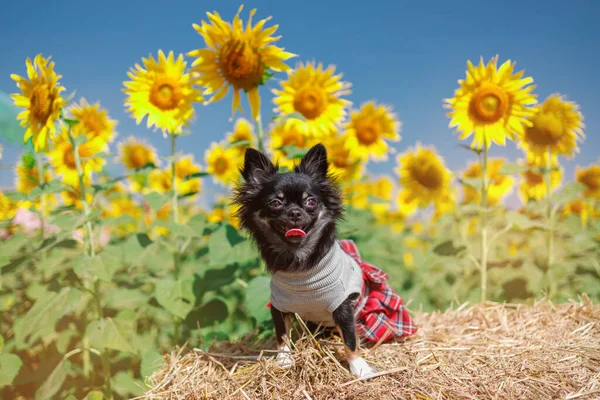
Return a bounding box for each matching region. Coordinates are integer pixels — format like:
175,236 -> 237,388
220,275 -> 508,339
275,345 -> 294,368
349,357 -> 377,378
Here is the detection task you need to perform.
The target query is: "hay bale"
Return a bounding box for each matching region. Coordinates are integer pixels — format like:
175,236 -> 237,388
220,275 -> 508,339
140,297 -> 600,400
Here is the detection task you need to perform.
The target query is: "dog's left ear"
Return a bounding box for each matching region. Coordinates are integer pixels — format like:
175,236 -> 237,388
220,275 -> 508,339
241,147 -> 277,184
296,143 -> 329,178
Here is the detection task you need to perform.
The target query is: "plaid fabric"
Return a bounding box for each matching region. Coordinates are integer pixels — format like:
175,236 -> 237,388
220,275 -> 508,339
339,239 -> 418,343
265,240 -> 418,343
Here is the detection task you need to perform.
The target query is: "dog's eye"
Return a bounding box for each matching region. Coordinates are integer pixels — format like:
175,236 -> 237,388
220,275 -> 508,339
269,199 -> 283,209
305,198 -> 317,208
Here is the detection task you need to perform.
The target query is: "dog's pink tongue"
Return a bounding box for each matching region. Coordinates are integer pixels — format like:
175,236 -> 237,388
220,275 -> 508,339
285,228 -> 306,237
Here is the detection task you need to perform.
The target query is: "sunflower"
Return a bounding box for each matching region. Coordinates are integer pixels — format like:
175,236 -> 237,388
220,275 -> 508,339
118,136 -> 160,170
228,118 -> 255,145
343,102 -> 401,162
103,196 -> 141,237
395,143 -> 452,206
205,141 -> 243,187
374,189 -> 419,233
123,50 -> 203,136
15,152 -> 50,195
273,61 -> 351,139
444,55 -> 537,148
0,192 -> 19,221
149,155 -> 203,196
66,98 -> 118,144
433,187 -> 457,220
321,134 -> 363,183
461,159 -> 514,206
49,130 -> 107,187
268,122 -> 311,171
561,198 -> 592,227
207,200 -> 242,230
10,54 -> 67,151
519,155 -> 562,202
576,164 -> 600,200
521,94 -> 584,162
188,5 -> 295,118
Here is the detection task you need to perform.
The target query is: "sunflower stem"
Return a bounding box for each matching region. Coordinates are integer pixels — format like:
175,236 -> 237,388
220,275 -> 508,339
255,114 -> 265,153
545,147 -> 554,269
67,127 -> 112,398
479,140 -> 489,303
170,134 -> 182,346
35,152 -> 47,241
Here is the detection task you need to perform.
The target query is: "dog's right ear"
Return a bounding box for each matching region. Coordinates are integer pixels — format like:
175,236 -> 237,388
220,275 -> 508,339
241,147 -> 277,184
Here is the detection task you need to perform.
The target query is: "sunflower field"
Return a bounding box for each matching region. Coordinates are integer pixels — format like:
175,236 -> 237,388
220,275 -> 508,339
1,5 -> 599,400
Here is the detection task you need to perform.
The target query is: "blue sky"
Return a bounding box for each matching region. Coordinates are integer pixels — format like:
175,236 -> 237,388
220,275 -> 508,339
1,0 -> 598,207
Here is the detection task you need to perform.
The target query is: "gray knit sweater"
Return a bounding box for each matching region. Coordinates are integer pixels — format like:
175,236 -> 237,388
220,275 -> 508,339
270,241 -> 365,327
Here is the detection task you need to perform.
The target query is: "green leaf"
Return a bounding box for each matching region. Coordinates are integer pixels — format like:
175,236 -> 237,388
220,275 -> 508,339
103,214 -> 136,226
4,190 -> 28,201
27,179 -> 67,201
104,287 -> 149,310
51,212 -> 83,232
84,391 -> 104,400
432,239 -> 466,257
64,118 -> 80,128
154,278 -> 195,319
458,144 -> 483,155
35,359 -> 69,400
143,192 -> 169,211
141,351 -> 165,380
112,371 -> 145,397
186,214 -> 207,234
459,177 -> 481,190
226,139 -> 251,149
551,182 -> 587,205
0,294 -> 14,312
245,276 -> 271,325
86,318 -> 136,353
152,220 -> 199,238
73,253 -> 119,283
208,224 -> 258,269
15,288 -> 83,345
273,111 -> 307,124
275,144 -> 308,160
0,335 -> 3,353
498,163 -> 529,175
505,211 -> 542,230
134,162 -> 157,172
0,353 -> 23,388
183,171 -> 210,181
0,234 -> 30,261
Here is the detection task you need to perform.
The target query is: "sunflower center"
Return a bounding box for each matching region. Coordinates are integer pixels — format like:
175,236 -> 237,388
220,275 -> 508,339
82,115 -> 105,137
470,85 -> 509,124
526,113 -> 564,146
580,172 -> 598,190
355,120 -> 381,145
63,145 -> 77,169
30,84 -> 53,123
219,39 -> 264,91
525,170 -> 544,185
149,81 -> 181,111
130,147 -> 148,169
214,156 -> 229,174
412,164 -> 443,190
293,88 -> 326,120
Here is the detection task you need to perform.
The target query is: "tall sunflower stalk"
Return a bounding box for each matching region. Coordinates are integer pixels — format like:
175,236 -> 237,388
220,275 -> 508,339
66,123 -> 112,399
35,153 -> 47,240
545,147 -> 554,268
170,133 -> 183,344
479,140 -> 489,302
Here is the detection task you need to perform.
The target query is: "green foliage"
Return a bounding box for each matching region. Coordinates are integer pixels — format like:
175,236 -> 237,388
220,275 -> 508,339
1,176 -> 598,400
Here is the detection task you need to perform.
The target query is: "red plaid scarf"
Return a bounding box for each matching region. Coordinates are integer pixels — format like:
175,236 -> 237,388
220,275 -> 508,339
266,240 -> 418,343
339,239 -> 417,343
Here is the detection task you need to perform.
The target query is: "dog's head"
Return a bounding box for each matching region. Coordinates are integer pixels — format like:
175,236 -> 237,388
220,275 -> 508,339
232,144 -> 344,272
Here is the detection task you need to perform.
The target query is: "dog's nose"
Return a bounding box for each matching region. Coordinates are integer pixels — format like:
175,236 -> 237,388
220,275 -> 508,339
288,208 -> 302,222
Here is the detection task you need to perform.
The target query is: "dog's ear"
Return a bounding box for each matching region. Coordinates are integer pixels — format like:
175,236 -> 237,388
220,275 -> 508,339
296,143 -> 329,179
241,147 -> 277,184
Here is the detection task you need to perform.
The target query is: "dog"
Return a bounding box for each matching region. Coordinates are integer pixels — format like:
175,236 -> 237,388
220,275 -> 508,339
233,143 -> 416,378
